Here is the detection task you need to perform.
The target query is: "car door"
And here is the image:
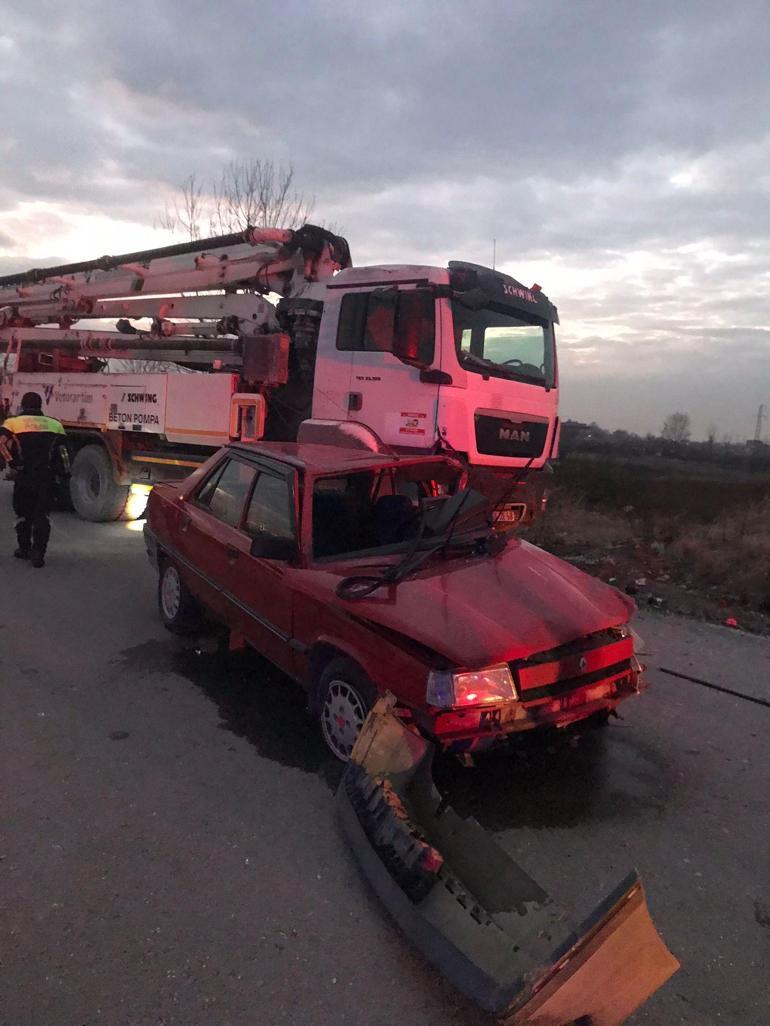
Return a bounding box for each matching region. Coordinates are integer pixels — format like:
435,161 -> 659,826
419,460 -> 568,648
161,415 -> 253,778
175,456 -> 258,621
221,462 -> 299,676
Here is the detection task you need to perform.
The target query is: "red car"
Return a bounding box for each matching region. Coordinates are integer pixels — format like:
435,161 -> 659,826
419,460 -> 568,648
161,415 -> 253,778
144,441 -> 645,760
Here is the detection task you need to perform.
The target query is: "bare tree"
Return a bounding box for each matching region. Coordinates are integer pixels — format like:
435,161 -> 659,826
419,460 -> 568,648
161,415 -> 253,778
160,160 -> 315,240
661,411 -> 691,443
157,174 -> 205,241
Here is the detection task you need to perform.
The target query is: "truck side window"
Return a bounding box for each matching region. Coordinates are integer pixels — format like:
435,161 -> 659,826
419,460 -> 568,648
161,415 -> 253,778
245,473 -> 295,541
336,289 -> 435,366
196,458 -> 256,529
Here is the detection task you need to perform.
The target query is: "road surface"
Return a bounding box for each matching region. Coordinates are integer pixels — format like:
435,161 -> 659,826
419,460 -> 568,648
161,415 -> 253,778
1,489 -> 768,1026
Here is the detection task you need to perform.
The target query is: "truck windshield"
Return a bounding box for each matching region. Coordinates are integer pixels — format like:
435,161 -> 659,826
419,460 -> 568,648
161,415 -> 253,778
452,301 -> 555,387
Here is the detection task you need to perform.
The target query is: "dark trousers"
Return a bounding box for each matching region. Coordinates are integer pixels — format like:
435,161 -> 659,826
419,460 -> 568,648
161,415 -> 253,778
13,475 -> 54,554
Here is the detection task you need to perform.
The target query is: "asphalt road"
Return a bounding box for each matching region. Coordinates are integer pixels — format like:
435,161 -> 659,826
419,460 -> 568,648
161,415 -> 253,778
1,487 -> 768,1026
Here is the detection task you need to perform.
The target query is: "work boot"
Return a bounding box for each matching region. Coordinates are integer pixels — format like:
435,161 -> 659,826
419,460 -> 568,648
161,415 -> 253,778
30,550 -> 45,568
13,548 -> 31,560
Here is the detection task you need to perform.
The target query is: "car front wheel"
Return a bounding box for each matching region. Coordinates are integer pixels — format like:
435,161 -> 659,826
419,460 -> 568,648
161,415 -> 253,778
317,658 -> 377,762
158,560 -> 202,634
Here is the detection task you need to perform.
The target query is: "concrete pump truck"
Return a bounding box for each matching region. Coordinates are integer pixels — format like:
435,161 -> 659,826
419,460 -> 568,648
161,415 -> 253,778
0,224 -> 560,522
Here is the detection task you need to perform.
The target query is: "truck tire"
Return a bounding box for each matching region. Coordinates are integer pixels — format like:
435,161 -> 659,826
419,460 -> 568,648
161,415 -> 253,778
317,657 -> 378,762
158,560 -> 202,634
70,444 -> 130,522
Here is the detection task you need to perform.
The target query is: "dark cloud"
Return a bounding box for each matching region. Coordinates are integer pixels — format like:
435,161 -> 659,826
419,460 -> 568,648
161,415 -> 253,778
1,1 -> 769,439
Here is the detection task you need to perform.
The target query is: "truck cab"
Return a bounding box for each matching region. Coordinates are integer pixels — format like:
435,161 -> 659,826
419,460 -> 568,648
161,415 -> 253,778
312,262 -> 560,487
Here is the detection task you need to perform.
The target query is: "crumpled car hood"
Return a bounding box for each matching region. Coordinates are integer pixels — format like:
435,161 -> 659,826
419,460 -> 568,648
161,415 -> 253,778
294,539 -> 635,667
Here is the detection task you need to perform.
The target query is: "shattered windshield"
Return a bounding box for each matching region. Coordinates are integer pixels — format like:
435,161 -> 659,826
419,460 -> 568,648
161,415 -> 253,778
452,301 -> 555,387
312,463 -> 491,561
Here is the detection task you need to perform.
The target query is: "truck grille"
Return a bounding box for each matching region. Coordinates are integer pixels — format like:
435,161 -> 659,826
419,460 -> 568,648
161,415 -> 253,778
509,629 -> 634,704
474,414 -> 549,458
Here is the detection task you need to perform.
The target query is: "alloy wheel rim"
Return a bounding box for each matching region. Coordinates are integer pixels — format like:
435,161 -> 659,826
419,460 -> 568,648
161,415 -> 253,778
161,566 -> 182,620
320,679 -> 367,761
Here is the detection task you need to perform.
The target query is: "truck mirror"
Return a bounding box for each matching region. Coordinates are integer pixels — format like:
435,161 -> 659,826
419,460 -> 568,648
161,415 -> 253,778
392,290 -> 435,369
249,533 -> 297,561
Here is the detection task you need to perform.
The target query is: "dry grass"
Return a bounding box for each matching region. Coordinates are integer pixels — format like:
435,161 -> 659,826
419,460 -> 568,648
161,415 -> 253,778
524,488 -> 770,614
667,499 -> 770,607
525,489 -> 635,551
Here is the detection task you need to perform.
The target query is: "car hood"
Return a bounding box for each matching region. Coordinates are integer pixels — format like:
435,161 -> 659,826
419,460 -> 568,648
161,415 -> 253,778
294,539 -> 635,667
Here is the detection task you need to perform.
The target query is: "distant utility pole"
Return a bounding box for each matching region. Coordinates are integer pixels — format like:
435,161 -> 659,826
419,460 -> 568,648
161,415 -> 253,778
754,403 -> 766,442
492,238 -> 496,270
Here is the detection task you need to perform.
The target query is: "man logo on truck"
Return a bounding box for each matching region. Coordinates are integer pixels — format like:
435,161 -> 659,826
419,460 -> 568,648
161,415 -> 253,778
499,426 -> 530,443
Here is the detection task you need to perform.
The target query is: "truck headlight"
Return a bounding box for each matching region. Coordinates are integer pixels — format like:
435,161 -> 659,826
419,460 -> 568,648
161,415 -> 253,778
426,665 -> 517,709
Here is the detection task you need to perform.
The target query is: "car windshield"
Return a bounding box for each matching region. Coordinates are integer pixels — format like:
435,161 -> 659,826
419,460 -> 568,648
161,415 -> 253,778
312,462 -> 491,561
452,300 -> 555,387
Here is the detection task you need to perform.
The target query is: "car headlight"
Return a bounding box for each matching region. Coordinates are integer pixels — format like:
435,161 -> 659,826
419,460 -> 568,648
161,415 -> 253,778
426,664 -> 517,709
612,622 -> 646,654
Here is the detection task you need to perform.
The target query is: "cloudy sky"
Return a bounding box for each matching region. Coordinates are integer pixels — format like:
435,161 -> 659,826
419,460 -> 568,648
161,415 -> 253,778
1,0 -> 769,440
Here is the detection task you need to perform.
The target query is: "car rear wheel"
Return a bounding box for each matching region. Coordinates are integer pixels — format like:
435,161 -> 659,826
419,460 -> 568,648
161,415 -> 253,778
317,658 -> 377,762
158,560 -> 202,634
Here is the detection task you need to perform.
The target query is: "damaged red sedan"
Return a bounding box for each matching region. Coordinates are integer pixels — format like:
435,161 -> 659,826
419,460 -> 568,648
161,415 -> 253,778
144,442 -> 646,760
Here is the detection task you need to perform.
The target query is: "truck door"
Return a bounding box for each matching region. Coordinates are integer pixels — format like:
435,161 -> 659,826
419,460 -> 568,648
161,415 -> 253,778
336,288 -> 440,451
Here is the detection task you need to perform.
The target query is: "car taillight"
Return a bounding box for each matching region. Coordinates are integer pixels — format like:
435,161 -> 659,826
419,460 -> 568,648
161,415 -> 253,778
426,665 -> 517,709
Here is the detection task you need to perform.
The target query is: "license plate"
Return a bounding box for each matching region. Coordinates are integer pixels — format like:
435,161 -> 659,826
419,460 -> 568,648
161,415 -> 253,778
496,506 -> 522,523
562,683 -> 612,710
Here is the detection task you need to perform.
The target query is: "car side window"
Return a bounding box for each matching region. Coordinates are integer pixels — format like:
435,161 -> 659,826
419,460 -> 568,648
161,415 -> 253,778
245,472 -> 295,541
196,458 -> 256,529
195,460 -> 227,507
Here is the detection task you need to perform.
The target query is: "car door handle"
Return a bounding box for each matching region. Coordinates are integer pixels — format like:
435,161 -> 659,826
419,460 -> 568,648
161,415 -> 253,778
179,513 -> 191,532
226,545 -> 240,563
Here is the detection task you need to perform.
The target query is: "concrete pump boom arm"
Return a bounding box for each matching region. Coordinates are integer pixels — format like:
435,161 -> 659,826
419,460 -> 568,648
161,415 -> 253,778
0,224 -> 351,327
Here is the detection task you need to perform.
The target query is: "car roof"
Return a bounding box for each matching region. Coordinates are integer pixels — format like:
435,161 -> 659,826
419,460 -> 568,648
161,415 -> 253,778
228,440 -> 448,473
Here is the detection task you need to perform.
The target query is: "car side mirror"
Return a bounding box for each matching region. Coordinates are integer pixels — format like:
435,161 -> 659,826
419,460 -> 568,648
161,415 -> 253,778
249,533 -> 297,562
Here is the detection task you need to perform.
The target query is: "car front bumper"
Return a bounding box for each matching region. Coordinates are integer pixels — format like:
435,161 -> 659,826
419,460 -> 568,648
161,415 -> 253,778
423,667 -> 645,754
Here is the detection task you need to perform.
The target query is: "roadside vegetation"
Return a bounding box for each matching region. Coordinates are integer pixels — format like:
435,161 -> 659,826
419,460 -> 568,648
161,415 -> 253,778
523,426 -> 770,634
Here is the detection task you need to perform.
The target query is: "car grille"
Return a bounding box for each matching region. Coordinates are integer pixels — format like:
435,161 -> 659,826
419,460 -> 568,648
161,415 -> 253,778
509,629 -> 634,704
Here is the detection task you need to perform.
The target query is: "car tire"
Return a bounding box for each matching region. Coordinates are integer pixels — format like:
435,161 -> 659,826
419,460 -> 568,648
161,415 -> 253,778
158,559 -> 202,634
70,444 -> 130,522
317,657 -> 377,762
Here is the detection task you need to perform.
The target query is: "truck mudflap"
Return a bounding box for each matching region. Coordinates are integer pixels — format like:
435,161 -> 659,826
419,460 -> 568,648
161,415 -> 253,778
337,696 -> 679,1025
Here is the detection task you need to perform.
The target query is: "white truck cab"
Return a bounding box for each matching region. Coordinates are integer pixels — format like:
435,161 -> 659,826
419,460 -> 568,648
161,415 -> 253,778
312,261 -> 560,475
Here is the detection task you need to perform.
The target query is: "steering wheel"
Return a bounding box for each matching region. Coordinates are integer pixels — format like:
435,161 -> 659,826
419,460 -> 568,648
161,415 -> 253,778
502,358 -> 523,367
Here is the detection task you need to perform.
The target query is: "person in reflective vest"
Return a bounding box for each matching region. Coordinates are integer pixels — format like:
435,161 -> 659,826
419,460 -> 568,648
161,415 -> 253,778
0,391 -> 71,568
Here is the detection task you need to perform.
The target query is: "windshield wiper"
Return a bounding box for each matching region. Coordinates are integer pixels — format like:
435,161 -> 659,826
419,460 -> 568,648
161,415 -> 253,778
460,352 -> 544,385
459,352 -> 496,371
335,490 -> 491,601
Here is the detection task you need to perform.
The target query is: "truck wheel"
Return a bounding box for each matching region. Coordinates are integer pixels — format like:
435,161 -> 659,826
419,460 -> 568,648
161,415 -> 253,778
158,560 -> 202,634
317,657 -> 377,762
70,444 -> 130,522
